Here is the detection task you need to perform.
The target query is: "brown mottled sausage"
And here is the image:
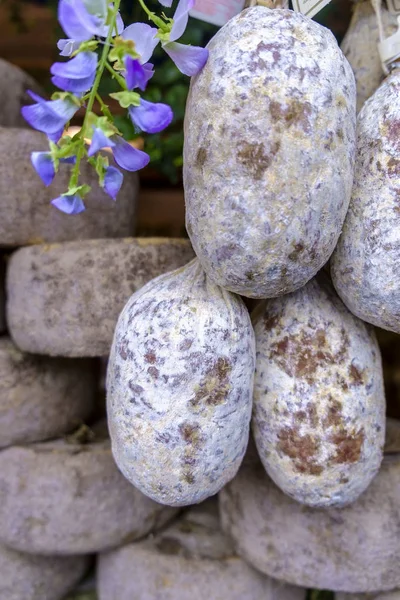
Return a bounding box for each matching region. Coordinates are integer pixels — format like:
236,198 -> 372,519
184,7 -> 356,298
331,71 -> 400,333
107,259 -> 255,507
252,275 -> 385,507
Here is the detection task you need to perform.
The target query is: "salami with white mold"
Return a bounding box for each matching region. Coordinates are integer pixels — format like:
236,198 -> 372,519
107,259 -> 255,507
252,275 -> 385,507
331,70 -> 400,333
184,6 -> 356,299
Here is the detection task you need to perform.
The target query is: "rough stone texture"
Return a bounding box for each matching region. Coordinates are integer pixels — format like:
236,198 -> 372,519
0,60 -> 44,128
0,257 -> 5,333
7,238 -> 195,357
252,275 -> 385,507
107,259 -> 255,506
0,128 -> 138,247
341,2 -> 398,113
331,71 -> 400,333
184,6 -> 356,299
97,500 -> 306,600
0,423 -> 178,555
0,337 -> 96,447
0,543 -> 89,600
338,592 -> 400,600
219,442 -> 400,593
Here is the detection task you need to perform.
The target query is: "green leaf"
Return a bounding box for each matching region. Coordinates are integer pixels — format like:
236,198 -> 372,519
74,40 -> 99,55
108,36 -> 139,68
50,91 -> 82,107
95,154 -> 109,187
66,184 -> 91,198
109,91 -> 141,108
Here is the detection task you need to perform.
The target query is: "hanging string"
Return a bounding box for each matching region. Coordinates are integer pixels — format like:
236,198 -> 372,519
371,0 -> 390,73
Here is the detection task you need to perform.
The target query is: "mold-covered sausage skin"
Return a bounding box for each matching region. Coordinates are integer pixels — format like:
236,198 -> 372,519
252,275 -> 385,507
107,259 -> 255,507
184,7 -> 356,299
341,1 -> 398,113
332,71 -> 400,333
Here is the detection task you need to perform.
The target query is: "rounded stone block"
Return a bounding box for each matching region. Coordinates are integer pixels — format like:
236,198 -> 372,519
0,60 -> 44,128
338,592 -> 400,600
0,423 -> 178,555
0,337 -> 96,447
0,128 -> 138,247
7,238 -> 195,357
220,445 -> 400,593
0,543 -> 89,600
97,500 -> 305,600
0,259 -> 5,333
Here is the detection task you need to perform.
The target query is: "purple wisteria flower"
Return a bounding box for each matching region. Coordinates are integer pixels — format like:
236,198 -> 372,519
104,166 -> 123,199
112,137 -> 150,171
51,193 -> 86,214
121,7 -> 208,76
162,0 -> 209,76
21,91 -> 79,142
121,23 -> 159,64
87,127 -> 150,171
31,152 -> 76,186
128,99 -> 173,134
58,0 -> 124,56
124,58 -> 154,92
51,51 -> 98,93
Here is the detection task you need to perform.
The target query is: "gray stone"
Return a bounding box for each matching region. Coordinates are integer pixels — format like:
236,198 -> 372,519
0,128 -> 138,247
220,442 -> 400,593
7,238 -> 195,357
184,6 -> 356,298
0,423 -> 178,555
0,257 -> 5,332
97,500 -> 306,600
0,60 -> 44,128
0,337 -> 96,447
338,592 -> 400,600
0,543 -> 89,600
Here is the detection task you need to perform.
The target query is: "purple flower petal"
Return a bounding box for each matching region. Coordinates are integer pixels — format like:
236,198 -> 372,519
128,99 -> 173,134
104,166 -> 123,199
57,38 -> 81,56
88,127 -> 115,157
170,0 -> 194,42
121,23 -> 159,64
112,138 -> 150,171
58,0 -> 104,40
51,71 -> 96,93
115,12 -> 125,34
51,51 -> 98,78
143,63 -> 155,85
163,42 -> 208,76
47,128 -> 66,143
31,152 -> 55,186
125,58 -> 148,91
21,93 -> 78,138
51,194 -> 86,214
158,0 -> 173,6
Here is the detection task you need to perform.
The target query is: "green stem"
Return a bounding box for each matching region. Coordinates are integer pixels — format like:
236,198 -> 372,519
104,61 -> 127,89
137,0 -> 166,29
137,0 -> 153,19
69,0 -> 122,190
95,93 -> 113,120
